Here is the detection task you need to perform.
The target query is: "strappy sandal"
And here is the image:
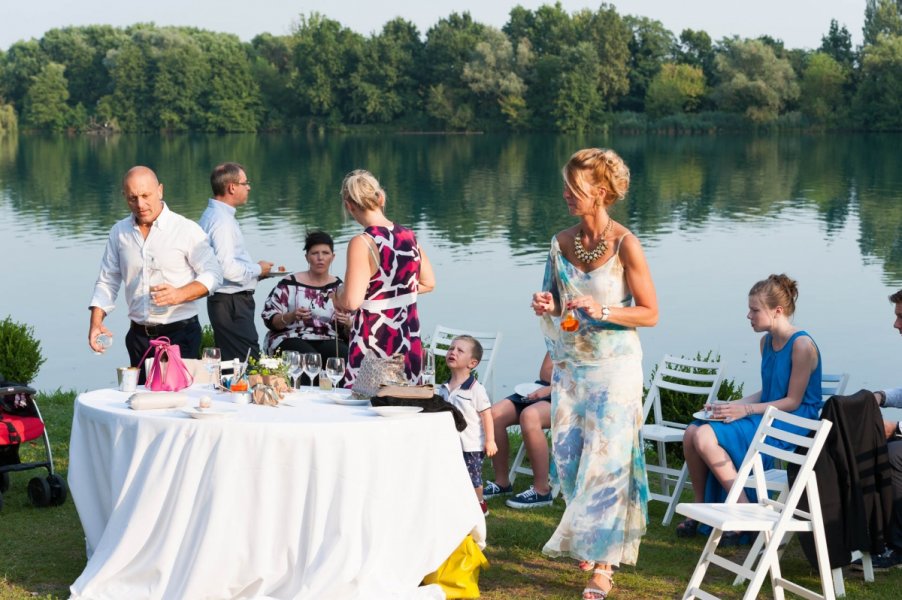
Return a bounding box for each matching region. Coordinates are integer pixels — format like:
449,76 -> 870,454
578,560 -> 595,572
675,518 -> 698,538
581,567 -> 614,599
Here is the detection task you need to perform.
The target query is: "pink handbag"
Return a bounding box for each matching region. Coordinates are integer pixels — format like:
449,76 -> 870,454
139,337 -> 194,391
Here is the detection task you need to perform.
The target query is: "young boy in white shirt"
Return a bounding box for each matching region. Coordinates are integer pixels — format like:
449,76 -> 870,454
438,335 -> 497,515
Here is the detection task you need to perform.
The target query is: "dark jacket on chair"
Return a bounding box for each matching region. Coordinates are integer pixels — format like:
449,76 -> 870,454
791,389 -> 894,568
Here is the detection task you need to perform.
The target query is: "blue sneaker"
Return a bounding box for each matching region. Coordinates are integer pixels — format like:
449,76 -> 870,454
505,486 -> 553,509
483,481 -> 512,499
852,547 -> 902,571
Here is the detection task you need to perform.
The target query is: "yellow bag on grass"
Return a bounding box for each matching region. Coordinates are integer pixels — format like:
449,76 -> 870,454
422,535 -> 488,598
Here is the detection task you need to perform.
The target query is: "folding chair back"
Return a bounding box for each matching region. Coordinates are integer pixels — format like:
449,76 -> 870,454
641,354 -> 725,525
676,406 -> 835,600
430,325 -> 501,399
820,373 -> 848,399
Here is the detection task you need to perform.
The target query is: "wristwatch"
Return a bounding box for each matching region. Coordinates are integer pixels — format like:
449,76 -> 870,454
896,422 -> 902,439
601,305 -> 611,321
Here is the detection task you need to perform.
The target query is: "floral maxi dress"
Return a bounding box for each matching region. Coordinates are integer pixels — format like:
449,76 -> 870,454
540,235 -> 649,567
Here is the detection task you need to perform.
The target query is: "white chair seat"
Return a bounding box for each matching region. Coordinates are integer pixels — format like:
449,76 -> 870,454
641,423 -> 687,443
677,502 -> 810,533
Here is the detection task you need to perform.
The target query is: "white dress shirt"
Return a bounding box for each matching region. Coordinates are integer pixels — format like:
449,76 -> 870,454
198,199 -> 261,294
90,203 -> 223,325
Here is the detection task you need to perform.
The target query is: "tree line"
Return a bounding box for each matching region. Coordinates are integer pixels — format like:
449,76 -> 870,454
1,0 -> 901,134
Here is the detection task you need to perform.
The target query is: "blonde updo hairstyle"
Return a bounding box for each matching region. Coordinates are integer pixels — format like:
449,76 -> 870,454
562,148 -> 631,208
749,273 -> 799,316
341,169 -> 384,212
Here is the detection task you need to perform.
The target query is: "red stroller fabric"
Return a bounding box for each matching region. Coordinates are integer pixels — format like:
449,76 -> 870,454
0,414 -> 44,445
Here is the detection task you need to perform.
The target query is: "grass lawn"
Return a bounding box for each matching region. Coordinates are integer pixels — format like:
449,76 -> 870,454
1,390 -> 899,599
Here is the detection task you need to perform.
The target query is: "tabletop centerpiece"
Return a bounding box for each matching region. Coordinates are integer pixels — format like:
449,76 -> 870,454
247,354 -> 291,404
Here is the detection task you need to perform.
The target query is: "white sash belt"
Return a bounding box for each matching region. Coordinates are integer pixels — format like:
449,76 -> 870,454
360,291 -> 417,312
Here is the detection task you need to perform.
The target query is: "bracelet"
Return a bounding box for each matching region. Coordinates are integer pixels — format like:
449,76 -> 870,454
877,391 -> 886,407
745,404 -> 752,417
601,305 -> 611,321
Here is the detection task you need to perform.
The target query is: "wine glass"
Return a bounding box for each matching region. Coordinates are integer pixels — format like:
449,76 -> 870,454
201,347 -> 221,390
325,357 -> 345,389
304,353 -> 322,387
284,351 -> 302,390
422,349 -> 436,385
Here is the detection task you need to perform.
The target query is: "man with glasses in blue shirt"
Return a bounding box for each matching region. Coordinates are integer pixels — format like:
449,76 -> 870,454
199,162 -> 273,361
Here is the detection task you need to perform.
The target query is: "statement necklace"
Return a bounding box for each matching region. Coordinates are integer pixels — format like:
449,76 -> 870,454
573,218 -> 614,264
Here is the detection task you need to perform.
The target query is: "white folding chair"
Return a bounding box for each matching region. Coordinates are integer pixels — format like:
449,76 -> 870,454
429,325 -> 501,399
676,406 -> 835,600
642,354 -> 726,525
735,373 -> 870,597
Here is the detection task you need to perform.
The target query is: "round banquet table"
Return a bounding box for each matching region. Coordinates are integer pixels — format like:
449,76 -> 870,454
68,385 -> 485,600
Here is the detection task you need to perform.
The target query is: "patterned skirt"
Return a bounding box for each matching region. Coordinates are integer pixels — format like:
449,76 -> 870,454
542,356 -> 648,567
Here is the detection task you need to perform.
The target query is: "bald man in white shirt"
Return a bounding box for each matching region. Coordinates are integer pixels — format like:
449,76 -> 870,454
89,166 -> 223,381
199,162 -> 273,361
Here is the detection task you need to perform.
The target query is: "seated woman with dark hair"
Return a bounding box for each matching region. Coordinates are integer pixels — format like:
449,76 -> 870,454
261,231 -> 351,361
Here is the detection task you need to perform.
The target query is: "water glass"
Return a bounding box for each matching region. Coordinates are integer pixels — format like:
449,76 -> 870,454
304,353 -> 322,386
284,351 -> 303,389
94,333 -> 113,355
423,349 -> 436,385
201,347 -> 221,389
325,357 -> 345,389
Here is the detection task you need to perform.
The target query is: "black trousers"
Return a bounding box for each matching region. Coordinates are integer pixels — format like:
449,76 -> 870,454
275,338 -> 349,385
889,439 -> 902,549
207,291 -> 260,362
126,318 -> 202,385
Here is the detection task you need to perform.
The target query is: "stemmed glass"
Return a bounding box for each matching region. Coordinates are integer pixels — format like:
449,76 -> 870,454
284,351 -> 302,390
423,349 -> 436,385
201,347 -> 221,390
304,353 -> 322,387
325,357 -> 345,390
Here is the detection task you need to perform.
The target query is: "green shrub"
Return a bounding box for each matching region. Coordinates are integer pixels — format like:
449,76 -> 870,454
0,316 -> 46,384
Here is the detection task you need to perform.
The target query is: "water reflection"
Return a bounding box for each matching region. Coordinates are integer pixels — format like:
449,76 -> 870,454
1,132 -> 900,392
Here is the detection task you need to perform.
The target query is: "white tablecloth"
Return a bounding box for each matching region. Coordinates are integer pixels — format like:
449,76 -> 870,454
68,386 -> 485,600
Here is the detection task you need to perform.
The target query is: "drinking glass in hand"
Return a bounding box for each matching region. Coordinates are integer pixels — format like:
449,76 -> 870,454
325,357 -> 345,389
304,353 -> 322,386
284,351 -> 303,389
201,347 -> 221,390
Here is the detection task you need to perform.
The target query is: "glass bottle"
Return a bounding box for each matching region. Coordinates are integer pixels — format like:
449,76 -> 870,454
560,293 -> 579,332
148,256 -> 167,316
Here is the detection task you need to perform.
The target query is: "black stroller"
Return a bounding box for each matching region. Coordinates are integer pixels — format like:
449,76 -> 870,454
0,380 -> 67,510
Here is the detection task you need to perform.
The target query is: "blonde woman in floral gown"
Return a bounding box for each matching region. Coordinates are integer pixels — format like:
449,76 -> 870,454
531,148 -> 658,600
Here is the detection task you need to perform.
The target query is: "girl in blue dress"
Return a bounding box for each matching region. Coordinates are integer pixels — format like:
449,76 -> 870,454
677,273 -> 823,543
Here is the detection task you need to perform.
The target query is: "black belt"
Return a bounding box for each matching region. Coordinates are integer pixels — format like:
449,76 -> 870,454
130,316 -> 199,337
212,290 -> 254,297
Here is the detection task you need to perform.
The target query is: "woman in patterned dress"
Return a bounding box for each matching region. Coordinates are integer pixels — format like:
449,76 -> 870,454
260,230 -> 351,363
332,170 -> 435,386
531,148 -> 658,600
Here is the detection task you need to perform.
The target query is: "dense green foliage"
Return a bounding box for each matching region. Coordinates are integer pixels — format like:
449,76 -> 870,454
0,316 -> 46,384
1,3 -> 901,133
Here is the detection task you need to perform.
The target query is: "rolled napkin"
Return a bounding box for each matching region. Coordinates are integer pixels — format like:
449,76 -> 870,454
127,391 -> 189,410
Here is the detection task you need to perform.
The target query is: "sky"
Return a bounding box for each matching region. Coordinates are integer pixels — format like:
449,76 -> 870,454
2,1 -> 866,51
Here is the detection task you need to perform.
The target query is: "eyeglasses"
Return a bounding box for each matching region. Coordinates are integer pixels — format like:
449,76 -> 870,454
236,180 -> 251,187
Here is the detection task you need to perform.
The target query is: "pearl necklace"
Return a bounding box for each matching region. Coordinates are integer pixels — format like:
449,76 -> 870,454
573,218 -> 614,264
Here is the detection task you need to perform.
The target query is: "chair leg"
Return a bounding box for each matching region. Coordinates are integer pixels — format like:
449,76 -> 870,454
508,442 -> 528,486
734,530 -> 767,586
681,528 -> 723,599
831,568 -> 845,598
807,482 -> 836,600
862,552 -> 873,583
662,463 -> 689,526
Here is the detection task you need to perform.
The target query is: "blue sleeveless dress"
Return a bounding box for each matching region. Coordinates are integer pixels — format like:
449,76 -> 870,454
703,330 -> 823,504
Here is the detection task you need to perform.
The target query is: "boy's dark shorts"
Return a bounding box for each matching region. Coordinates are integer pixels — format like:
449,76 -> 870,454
462,450 -> 485,488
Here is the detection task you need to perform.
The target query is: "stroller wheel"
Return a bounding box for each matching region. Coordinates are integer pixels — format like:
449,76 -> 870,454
0,472 -> 9,494
27,476 -> 51,507
48,474 -> 68,506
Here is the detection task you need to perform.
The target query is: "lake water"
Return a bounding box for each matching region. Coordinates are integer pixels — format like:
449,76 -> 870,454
1,133 -> 900,395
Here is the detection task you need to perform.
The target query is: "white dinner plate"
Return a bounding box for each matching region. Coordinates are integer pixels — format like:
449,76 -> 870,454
262,268 -> 294,279
692,410 -> 726,422
514,382 -> 543,398
182,407 -> 235,419
370,406 -> 424,418
333,391 -> 369,406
